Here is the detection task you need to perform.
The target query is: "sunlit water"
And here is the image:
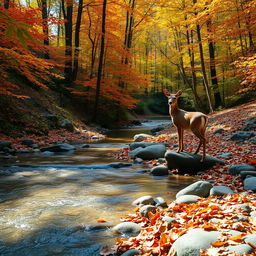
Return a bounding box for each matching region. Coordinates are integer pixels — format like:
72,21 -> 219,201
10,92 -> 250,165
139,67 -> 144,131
0,118 -> 195,256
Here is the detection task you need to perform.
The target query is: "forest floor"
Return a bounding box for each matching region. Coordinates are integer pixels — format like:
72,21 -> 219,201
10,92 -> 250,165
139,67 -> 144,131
111,100 -> 256,256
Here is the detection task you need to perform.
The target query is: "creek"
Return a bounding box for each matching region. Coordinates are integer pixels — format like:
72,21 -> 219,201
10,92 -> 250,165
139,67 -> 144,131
0,118 -> 195,256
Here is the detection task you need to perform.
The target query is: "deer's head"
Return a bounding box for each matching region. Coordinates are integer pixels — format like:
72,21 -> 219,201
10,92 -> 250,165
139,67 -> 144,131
163,90 -> 183,106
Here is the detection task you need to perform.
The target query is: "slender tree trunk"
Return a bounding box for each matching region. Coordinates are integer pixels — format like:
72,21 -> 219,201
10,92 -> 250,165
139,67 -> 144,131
207,20 -> 222,108
93,0 -> 107,121
57,1 -> 62,47
72,0 -> 83,81
62,0 -> 73,83
4,0 -> 9,9
41,0 -> 49,59
193,0 -> 213,112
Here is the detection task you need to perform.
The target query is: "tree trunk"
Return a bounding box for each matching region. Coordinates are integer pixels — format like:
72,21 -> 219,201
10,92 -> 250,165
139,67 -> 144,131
193,0 -> 213,112
93,0 -> 107,122
207,20 -> 222,108
62,0 -> 73,83
72,0 -> 83,81
41,0 -> 49,59
4,0 -> 9,9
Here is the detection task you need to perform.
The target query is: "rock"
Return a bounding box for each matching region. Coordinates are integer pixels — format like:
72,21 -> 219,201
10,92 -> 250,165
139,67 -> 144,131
81,144 -> 90,148
175,195 -> 201,204
20,138 -> 34,146
121,249 -> 140,256
108,162 -> 132,168
176,181 -> 213,199
91,135 -> 99,140
129,142 -> 156,150
130,144 -> 166,160
213,128 -> 225,135
133,134 -> 153,142
132,196 -> 154,206
58,119 -> 74,132
165,150 -> 224,173
209,185 -> 234,196
154,197 -> 168,208
150,165 -> 169,176
151,126 -> 165,135
228,164 -> 256,175
243,116 -> 256,131
227,244 -> 253,254
240,170 -> 256,179
133,158 -> 143,164
244,234 -> 256,247
231,203 -> 251,213
40,143 -> 75,152
244,176 -> 256,191
19,149 -> 31,153
218,152 -> 232,159
129,120 -> 141,126
139,205 -> 157,217
230,131 -> 255,141
162,216 -> 177,229
41,151 -> 54,156
249,137 -> 256,144
0,140 -> 12,149
158,158 -> 166,164
44,113 -> 58,122
169,228 -> 221,256
234,215 -> 249,222
250,211 -> 256,217
112,222 -> 141,236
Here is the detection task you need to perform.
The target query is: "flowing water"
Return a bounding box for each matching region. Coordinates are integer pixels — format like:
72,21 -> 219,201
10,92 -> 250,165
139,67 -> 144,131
0,118 -> 195,256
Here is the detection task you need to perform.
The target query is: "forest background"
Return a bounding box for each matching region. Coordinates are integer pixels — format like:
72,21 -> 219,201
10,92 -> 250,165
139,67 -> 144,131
0,0 -> 255,136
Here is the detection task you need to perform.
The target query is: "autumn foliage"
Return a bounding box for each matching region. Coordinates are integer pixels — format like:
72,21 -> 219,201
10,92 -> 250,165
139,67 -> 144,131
0,4 -> 62,98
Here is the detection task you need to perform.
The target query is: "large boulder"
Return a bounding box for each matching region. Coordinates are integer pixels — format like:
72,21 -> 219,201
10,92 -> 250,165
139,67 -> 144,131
176,181 -> 213,198
133,134 -> 153,142
40,143 -> 75,152
130,144 -> 166,160
165,150 -> 224,173
169,228 -> 221,256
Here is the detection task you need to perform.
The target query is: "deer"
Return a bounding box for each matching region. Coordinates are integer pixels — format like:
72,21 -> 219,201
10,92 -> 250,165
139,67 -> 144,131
163,89 -> 208,162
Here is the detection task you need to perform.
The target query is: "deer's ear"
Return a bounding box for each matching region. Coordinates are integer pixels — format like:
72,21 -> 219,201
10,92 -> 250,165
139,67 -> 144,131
163,89 -> 171,97
176,90 -> 183,96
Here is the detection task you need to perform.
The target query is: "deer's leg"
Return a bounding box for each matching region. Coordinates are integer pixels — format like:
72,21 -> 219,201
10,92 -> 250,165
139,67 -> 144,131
177,127 -> 182,153
191,128 -> 206,161
180,129 -> 184,152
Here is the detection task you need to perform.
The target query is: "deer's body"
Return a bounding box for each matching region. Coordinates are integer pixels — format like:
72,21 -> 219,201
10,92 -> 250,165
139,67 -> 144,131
164,90 -> 208,161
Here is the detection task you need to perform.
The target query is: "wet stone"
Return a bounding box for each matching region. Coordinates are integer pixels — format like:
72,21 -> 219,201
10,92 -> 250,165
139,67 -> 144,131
132,195 -> 154,206
112,222 -> 141,236
139,205 -> 157,218
121,249 -> 140,256
209,185 -> 234,196
227,244 -> 253,255
175,195 -> 201,204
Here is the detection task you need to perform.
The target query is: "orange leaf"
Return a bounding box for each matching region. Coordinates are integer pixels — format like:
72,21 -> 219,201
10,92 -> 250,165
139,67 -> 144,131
211,241 -> 227,247
203,224 -> 217,231
229,233 -> 246,242
97,219 -> 107,223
